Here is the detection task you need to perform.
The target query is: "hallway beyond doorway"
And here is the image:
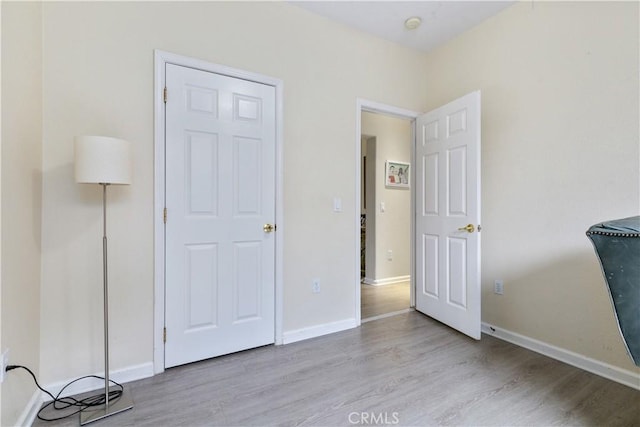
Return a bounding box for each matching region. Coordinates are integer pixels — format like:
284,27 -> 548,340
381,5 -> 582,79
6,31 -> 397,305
361,281 -> 410,320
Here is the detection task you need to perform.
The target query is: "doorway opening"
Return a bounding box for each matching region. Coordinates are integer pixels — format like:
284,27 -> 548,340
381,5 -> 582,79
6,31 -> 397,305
355,100 -> 419,324
356,93 -> 482,338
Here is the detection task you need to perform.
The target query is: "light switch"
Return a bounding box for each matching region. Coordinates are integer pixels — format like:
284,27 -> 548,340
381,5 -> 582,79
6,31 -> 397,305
380,202 -> 385,213
333,197 -> 342,212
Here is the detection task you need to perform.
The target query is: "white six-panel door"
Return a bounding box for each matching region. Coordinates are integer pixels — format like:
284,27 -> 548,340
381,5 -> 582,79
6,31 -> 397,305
164,63 -> 276,367
415,91 -> 481,340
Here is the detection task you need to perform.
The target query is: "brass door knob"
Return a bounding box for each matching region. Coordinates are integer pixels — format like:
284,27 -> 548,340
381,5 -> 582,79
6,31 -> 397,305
458,224 -> 475,233
263,224 -> 275,233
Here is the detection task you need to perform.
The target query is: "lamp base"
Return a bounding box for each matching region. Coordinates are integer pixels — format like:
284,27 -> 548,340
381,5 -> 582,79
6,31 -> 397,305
79,387 -> 134,425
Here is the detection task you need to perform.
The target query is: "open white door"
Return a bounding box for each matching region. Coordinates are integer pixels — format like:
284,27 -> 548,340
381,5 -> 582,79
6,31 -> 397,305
415,91 -> 481,339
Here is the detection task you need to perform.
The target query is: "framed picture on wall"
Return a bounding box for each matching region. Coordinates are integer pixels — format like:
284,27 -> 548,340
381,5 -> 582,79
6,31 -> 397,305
385,161 -> 410,188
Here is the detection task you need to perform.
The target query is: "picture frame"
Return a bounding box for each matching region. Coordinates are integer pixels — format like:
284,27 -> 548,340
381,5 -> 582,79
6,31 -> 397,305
385,160 -> 410,188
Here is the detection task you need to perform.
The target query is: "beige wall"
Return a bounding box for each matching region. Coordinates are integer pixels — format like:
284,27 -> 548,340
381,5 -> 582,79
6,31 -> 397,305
423,1 -> 640,371
361,112 -> 411,282
2,1 -> 639,421
1,1 -> 43,425
38,1 -> 428,385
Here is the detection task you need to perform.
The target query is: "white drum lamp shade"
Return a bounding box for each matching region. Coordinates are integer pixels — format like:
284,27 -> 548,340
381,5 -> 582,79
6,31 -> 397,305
75,136 -> 132,185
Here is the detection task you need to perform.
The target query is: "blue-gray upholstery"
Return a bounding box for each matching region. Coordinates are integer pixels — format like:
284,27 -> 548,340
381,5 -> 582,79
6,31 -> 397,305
587,216 -> 640,366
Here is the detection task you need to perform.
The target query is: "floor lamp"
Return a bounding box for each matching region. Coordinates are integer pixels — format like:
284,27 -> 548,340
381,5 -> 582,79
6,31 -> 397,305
74,136 -> 134,425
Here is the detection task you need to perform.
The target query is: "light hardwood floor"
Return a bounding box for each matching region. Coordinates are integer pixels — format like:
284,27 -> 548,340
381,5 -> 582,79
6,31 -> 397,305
35,312 -> 639,426
361,281 -> 410,319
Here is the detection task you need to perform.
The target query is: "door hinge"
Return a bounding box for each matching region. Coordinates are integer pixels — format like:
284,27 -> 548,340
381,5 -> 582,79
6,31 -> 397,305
163,87 -> 168,103
163,208 -> 167,224
163,327 -> 167,343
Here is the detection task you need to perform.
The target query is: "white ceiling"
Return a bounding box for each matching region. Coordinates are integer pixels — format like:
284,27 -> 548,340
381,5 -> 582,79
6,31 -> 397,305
291,1 -> 515,53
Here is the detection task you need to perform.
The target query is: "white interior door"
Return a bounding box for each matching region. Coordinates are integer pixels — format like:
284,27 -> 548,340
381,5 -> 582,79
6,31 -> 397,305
165,63 -> 276,367
415,91 -> 481,339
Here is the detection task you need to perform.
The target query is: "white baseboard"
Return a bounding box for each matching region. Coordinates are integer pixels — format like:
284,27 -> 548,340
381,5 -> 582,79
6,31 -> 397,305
363,275 -> 410,286
282,318 -> 357,344
15,389 -> 42,427
481,323 -> 640,390
42,362 -> 154,402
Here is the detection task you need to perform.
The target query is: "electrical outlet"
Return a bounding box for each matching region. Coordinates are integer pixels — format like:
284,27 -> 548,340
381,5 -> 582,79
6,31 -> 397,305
494,280 -> 504,295
387,250 -> 393,261
312,279 -> 321,294
0,349 -> 9,383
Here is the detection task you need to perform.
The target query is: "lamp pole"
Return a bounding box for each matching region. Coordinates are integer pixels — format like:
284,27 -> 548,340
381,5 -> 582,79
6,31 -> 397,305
102,183 -> 110,409
80,182 -> 133,425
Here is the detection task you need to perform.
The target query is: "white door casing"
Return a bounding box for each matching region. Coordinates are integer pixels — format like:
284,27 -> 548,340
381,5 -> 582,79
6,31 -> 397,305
164,63 -> 277,367
415,91 -> 481,339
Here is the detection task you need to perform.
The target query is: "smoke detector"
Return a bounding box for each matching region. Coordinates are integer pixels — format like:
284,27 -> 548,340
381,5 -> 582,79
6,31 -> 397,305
404,17 -> 422,30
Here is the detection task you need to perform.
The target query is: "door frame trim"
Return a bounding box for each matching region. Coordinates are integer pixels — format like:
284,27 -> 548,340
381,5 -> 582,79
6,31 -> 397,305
153,50 -> 284,374
355,99 -> 420,325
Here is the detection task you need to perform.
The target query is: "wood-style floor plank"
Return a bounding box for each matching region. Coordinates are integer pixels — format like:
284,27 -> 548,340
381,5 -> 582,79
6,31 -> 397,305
361,281 -> 410,319
34,312 -> 640,426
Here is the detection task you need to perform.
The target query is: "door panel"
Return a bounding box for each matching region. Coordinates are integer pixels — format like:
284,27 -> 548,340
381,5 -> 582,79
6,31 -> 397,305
185,244 -> 218,329
186,131 -> 218,214
165,63 -> 276,367
415,91 -> 481,340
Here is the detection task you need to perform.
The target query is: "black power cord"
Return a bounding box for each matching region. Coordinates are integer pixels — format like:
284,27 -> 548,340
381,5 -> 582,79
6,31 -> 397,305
6,365 -> 125,422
